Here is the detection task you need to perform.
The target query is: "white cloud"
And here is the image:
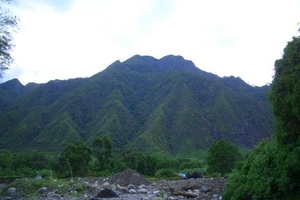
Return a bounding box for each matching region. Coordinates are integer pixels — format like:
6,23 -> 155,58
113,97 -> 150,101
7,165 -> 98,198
2,0 -> 300,86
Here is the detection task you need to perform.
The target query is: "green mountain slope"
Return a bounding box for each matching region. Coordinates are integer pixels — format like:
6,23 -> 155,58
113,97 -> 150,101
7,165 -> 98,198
0,55 -> 274,156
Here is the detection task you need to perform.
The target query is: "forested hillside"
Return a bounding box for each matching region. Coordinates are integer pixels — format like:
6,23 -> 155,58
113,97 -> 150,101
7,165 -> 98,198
223,35 -> 300,200
0,55 -> 273,157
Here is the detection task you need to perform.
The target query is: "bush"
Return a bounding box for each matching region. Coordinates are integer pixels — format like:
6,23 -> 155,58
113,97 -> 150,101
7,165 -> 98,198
206,139 -> 241,176
155,169 -> 177,178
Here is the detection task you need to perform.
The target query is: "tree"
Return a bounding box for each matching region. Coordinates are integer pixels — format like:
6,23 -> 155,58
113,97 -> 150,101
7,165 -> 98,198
0,0 -> 18,77
270,36 -> 300,148
269,36 -> 300,198
92,135 -> 113,171
206,138 -> 241,176
223,36 -> 300,199
61,141 -> 92,177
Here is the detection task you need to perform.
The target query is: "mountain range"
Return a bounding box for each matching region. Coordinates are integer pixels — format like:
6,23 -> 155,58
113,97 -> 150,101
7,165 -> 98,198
0,55 -> 274,158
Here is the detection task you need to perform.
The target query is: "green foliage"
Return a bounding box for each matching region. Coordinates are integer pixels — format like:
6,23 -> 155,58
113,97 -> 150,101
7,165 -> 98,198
0,150 -> 52,178
122,150 -> 157,176
155,168 -> 177,178
0,0 -> 18,77
206,139 -> 241,176
61,141 -> 92,177
0,55 -> 272,157
223,139 -> 282,199
270,36 -> 300,149
224,36 -> 300,199
0,177 -> 88,198
179,159 -> 205,170
92,135 -> 113,171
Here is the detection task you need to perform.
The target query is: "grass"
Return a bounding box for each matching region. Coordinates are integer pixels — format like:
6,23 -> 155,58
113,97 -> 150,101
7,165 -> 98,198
0,177 -> 91,198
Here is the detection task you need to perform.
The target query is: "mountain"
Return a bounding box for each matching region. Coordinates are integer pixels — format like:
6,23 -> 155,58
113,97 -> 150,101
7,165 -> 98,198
0,55 -> 274,157
0,78 -> 39,113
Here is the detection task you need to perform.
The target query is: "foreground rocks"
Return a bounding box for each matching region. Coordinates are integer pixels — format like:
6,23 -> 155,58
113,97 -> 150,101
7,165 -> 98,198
1,169 -> 226,200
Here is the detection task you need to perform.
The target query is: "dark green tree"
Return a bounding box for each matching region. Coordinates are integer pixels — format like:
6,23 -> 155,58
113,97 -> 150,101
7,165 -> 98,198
224,36 -> 300,199
0,150 -> 13,170
61,141 -> 92,177
223,139 -> 281,199
92,135 -> 113,171
206,138 -> 241,176
269,35 -> 300,198
270,36 -> 300,148
0,0 -> 18,77
122,150 -> 157,176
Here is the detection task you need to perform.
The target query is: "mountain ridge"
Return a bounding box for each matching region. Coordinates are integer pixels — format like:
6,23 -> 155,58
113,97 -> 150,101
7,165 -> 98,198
0,55 -> 273,157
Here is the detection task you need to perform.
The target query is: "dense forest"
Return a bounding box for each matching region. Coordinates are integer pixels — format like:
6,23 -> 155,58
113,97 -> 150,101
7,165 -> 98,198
223,36 -> 300,199
0,55 -> 273,158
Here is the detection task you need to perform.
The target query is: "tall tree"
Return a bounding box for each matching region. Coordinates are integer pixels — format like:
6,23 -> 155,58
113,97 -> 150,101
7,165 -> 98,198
270,36 -> 300,148
0,0 -> 18,77
269,35 -> 300,197
92,135 -> 113,171
206,138 -> 241,176
223,36 -> 300,199
61,141 -> 92,177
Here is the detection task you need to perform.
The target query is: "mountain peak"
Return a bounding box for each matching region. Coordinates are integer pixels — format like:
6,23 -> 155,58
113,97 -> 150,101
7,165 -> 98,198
122,55 -> 219,80
0,78 -> 24,91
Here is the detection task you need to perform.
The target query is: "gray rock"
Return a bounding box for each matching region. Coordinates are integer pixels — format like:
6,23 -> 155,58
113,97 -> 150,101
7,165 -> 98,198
102,182 -> 110,188
128,188 -> 136,194
6,187 -> 16,196
201,186 -> 211,193
127,184 -> 135,190
138,184 -> 147,189
35,175 -> 42,181
138,188 -> 148,194
38,187 -> 48,194
152,190 -> 161,196
47,191 -> 57,197
91,188 -> 119,199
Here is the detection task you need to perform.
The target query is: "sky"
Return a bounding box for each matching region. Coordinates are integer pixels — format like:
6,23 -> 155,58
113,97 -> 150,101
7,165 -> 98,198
1,0 -> 300,86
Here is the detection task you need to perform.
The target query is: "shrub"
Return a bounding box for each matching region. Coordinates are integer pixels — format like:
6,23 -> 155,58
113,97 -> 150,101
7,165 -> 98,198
155,169 -> 177,178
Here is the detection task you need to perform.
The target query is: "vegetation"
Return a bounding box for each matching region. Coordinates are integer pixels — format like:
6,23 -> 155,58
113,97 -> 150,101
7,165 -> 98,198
0,55 -> 273,158
0,0 -> 18,77
0,139 -> 208,181
223,36 -> 300,199
206,139 -> 241,176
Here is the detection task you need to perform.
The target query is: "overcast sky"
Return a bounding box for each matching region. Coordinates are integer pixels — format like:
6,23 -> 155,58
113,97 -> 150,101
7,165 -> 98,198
2,0 -> 300,86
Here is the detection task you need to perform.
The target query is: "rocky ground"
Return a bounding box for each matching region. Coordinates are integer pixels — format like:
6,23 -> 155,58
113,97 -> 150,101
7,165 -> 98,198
0,169 -> 227,200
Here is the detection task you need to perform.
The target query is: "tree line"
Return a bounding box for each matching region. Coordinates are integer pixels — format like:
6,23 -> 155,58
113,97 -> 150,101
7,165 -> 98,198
0,135 -> 241,179
223,36 -> 300,199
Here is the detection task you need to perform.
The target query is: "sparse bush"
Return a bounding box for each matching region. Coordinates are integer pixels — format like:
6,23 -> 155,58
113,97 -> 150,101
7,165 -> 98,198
155,168 -> 177,178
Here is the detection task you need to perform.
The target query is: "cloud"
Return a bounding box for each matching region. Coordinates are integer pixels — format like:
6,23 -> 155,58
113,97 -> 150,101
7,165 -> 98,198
2,0 -> 300,86
11,0 -> 79,11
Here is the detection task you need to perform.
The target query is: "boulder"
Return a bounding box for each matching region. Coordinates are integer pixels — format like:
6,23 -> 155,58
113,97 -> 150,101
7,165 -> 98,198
91,188 -> 119,199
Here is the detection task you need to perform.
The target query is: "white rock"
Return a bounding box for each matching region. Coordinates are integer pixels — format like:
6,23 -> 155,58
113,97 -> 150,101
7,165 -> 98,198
127,184 -> 135,190
129,188 -> 137,194
139,188 -> 148,194
102,182 -> 110,188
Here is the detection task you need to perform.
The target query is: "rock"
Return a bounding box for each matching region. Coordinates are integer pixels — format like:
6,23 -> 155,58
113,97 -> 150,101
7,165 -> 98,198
138,184 -> 147,189
106,169 -> 150,187
127,184 -> 135,190
38,187 -> 48,194
201,186 -> 211,193
47,191 -> 57,197
102,182 -> 110,188
35,175 -> 42,181
152,190 -> 161,197
138,188 -> 148,194
6,187 -> 16,196
92,188 -> 119,199
129,188 -> 137,194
